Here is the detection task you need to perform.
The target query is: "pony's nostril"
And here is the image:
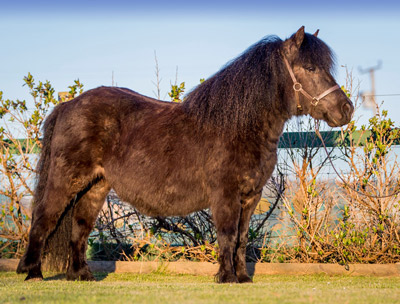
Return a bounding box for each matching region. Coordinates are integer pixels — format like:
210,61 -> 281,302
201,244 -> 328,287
342,102 -> 354,119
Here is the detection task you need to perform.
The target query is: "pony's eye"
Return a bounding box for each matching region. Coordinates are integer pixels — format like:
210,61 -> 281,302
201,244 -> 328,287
305,66 -> 316,72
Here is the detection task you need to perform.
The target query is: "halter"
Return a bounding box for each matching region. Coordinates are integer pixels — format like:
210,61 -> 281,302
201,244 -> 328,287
283,55 -> 399,199
282,55 -> 340,112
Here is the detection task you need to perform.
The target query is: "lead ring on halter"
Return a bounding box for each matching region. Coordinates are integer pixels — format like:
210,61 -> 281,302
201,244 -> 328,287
293,83 -> 302,91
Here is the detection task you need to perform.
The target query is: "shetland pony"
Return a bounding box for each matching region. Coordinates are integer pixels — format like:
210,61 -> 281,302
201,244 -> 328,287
17,27 -> 353,283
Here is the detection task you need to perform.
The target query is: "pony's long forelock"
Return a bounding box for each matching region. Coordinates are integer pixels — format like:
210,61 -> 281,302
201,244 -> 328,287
297,33 -> 336,75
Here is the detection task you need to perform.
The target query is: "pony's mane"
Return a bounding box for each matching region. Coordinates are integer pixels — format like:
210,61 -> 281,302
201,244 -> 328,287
182,33 -> 335,138
183,36 -> 285,138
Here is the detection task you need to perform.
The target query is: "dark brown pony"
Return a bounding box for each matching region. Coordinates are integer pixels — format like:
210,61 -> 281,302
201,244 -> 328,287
17,27 -> 353,283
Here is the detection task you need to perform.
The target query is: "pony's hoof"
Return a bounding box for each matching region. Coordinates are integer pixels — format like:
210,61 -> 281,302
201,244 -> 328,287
25,276 -> 43,282
237,274 -> 253,283
18,260 -> 43,281
215,272 -> 239,284
66,270 -> 95,281
25,269 -> 44,281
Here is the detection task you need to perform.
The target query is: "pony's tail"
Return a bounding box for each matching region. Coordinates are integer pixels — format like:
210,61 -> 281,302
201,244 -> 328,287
33,104 -> 73,272
42,204 -> 74,272
33,105 -> 62,215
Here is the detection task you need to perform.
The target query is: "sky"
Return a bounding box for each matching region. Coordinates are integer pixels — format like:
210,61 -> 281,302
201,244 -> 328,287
1,0 -> 400,128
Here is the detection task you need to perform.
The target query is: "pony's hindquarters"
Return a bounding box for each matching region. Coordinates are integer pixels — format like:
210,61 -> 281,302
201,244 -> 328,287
17,103 -> 71,279
17,93 -> 115,280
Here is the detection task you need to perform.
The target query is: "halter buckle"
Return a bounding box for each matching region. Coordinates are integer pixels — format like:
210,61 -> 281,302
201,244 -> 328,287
311,97 -> 320,106
293,83 -> 302,92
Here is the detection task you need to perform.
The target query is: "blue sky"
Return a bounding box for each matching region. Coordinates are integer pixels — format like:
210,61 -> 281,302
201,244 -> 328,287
1,0 -> 400,127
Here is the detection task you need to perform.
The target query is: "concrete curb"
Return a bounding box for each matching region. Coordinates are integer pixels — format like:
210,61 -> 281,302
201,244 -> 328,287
2,259 -> 400,277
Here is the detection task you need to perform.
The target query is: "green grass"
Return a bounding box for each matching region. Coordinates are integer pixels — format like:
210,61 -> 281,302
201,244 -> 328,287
1,272 -> 400,304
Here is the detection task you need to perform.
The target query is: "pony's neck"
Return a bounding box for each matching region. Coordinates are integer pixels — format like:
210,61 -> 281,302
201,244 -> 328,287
259,108 -> 289,151
182,37 -> 295,140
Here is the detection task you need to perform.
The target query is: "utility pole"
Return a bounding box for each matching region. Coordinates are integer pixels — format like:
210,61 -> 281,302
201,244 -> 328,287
359,61 -> 382,115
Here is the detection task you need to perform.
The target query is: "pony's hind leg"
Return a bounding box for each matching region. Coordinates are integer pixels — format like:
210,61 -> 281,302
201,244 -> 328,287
234,193 -> 261,283
66,178 -> 110,281
17,181 -> 78,280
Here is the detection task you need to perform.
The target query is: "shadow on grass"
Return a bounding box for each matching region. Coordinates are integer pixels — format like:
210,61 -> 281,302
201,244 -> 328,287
44,274 -> 66,281
94,272 -> 109,281
43,272 -> 110,281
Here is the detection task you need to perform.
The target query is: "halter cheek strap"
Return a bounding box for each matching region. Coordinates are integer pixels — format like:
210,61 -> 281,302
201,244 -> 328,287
282,56 -> 340,111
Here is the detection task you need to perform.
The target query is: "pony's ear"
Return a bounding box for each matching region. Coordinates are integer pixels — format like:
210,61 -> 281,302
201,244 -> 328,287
293,26 -> 305,48
313,29 -> 320,37
282,26 -> 305,56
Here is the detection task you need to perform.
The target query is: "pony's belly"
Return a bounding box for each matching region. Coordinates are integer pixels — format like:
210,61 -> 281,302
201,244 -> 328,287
110,178 -> 210,217
107,160 -> 211,217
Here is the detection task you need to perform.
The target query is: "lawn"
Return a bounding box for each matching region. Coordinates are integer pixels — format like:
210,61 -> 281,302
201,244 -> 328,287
1,272 -> 399,304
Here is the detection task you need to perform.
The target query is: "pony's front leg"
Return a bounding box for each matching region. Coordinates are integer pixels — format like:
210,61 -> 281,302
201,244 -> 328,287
234,192 -> 262,283
211,196 -> 241,283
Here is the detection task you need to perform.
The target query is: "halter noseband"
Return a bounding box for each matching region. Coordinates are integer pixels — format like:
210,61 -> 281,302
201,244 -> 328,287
282,55 -> 340,112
